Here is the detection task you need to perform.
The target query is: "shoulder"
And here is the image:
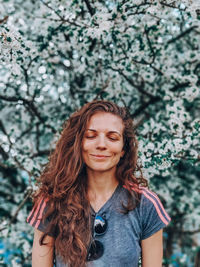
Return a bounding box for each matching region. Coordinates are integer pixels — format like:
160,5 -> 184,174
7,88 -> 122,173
126,184 -> 164,206
124,184 -> 171,225
141,187 -> 171,225
27,196 -> 49,225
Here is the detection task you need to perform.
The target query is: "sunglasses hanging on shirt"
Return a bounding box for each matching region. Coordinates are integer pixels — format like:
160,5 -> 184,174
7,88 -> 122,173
86,214 -> 107,261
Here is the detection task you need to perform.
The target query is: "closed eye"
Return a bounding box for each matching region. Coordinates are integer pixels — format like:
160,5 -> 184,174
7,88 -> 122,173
108,136 -> 119,141
85,136 -> 96,139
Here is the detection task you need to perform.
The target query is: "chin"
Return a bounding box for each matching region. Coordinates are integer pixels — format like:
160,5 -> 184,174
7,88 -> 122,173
88,165 -> 115,172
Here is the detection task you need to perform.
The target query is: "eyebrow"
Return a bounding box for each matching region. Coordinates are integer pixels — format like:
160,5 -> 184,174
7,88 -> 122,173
86,129 -> 122,137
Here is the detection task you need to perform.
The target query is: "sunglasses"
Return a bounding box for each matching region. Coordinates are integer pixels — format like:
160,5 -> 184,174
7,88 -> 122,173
86,214 -> 107,261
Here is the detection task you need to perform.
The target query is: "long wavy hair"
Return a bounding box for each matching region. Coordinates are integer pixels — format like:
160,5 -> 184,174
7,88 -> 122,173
33,100 -> 148,266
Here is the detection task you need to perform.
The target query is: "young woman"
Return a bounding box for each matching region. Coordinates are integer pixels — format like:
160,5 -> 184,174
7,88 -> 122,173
27,100 -> 171,267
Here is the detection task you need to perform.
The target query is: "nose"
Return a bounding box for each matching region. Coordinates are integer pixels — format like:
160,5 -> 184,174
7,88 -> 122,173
96,135 -> 107,150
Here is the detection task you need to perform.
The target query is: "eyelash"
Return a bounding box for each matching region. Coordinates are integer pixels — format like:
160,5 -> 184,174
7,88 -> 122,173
109,137 -> 118,141
85,136 -> 118,141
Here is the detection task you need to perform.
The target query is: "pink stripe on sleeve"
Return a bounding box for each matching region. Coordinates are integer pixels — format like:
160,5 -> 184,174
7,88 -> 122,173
144,188 -> 171,222
34,198 -> 47,229
27,197 -> 43,224
29,198 -> 44,226
27,205 -> 35,223
142,190 -> 169,225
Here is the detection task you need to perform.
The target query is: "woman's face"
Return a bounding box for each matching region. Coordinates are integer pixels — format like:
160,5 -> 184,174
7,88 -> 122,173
82,112 -> 124,173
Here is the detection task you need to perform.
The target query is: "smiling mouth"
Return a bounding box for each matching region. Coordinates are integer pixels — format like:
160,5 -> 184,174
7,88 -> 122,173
90,154 -> 110,158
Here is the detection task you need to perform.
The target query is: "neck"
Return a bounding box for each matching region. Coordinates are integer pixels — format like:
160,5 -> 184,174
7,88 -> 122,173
87,169 -> 119,197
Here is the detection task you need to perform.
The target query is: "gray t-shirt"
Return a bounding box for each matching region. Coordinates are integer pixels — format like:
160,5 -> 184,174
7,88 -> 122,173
27,184 -> 171,267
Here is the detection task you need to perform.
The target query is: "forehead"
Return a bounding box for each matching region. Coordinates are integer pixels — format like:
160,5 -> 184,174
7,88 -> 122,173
87,112 -> 124,133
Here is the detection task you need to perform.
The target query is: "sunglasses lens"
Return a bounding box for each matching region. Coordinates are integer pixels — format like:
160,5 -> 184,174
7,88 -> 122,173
87,240 -> 104,261
94,215 -> 107,235
87,215 -> 107,261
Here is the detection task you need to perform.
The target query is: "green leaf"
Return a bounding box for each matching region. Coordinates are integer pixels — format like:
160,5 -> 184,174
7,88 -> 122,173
6,37 -> 12,42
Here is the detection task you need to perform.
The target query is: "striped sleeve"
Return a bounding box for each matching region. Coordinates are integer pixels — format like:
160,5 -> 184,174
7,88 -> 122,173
140,188 -> 171,240
27,197 -> 50,233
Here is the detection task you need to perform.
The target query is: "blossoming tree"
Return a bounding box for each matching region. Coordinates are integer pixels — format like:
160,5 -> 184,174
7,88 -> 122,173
0,0 -> 200,266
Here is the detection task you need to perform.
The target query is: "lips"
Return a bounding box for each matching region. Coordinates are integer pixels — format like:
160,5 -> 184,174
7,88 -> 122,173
90,154 -> 110,158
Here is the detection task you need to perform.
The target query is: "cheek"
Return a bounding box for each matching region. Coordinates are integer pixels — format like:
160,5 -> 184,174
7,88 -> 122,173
81,145 -> 88,163
111,144 -> 124,154
82,140 -> 92,152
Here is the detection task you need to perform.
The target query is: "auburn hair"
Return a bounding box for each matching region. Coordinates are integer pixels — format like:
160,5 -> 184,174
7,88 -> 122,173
33,100 -> 148,266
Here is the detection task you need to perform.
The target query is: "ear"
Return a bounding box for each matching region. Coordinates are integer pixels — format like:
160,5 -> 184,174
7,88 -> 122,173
120,150 -> 125,158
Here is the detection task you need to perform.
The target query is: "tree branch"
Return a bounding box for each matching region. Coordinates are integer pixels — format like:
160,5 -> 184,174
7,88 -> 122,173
21,67 -> 30,96
0,119 -> 13,151
40,0 -> 84,28
0,188 -> 33,232
179,229 -> 200,235
108,66 -> 157,99
144,26 -> 156,64
170,81 -> 190,92
0,94 -> 56,133
0,16 -> 9,24
15,122 -> 34,143
132,95 -> 161,117
160,1 -> 186,10
0,145 -> 9,160
83,0 -> 95,16
167,26 -> 198,44
30,149 -> 50,159
125,2 -> 152,12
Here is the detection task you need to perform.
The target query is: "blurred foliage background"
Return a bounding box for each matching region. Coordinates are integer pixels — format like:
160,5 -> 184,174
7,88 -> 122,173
0,0 -> 200,266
